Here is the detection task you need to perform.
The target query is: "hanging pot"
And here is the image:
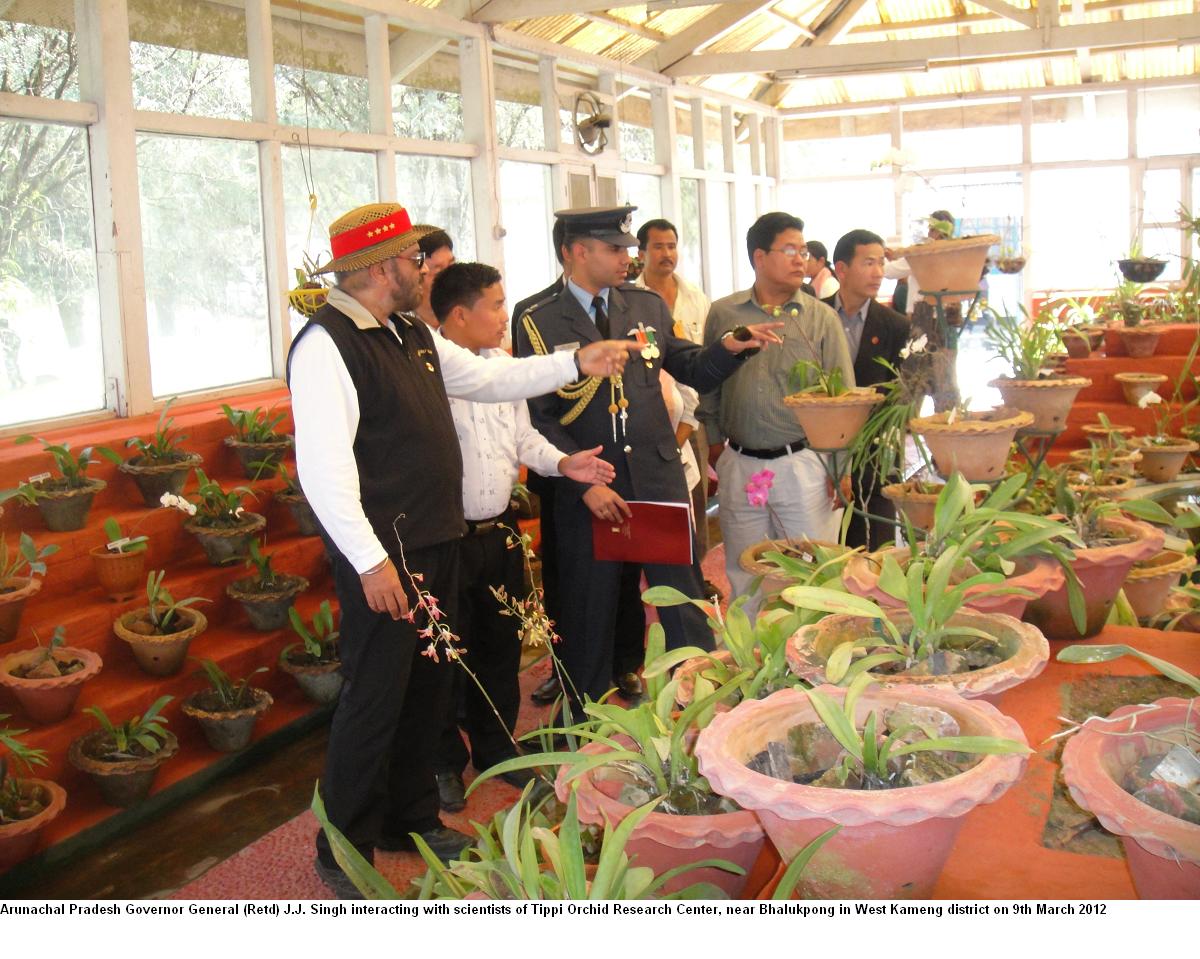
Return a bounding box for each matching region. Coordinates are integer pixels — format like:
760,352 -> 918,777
909,407 -> 1034,483
890,235 -> 999,305
781,389 -> 882,451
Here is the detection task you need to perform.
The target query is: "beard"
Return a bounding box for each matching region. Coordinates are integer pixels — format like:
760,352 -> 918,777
385,260 -> 423,313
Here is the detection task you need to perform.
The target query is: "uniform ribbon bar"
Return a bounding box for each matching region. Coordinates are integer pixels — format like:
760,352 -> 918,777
330,208 -> 413,259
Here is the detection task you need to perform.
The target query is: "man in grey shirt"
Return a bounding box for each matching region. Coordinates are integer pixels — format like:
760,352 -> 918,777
698,212 -> 855,602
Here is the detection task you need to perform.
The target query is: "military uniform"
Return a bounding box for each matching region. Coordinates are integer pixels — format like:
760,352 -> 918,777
513,207 -> 749,702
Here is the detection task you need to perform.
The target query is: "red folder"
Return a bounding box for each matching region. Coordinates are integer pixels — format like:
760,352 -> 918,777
591,500 -> 694,566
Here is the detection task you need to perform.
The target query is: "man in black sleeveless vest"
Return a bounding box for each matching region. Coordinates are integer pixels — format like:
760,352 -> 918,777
287,202 -> 638,898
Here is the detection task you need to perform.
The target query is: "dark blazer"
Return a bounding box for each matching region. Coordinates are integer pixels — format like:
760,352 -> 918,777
822,294 -> 910,388
514,282 -> 743,506
511,276 -> 564,346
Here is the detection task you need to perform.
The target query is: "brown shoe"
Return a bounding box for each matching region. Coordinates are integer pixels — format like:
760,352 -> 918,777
530,674 -> 561,705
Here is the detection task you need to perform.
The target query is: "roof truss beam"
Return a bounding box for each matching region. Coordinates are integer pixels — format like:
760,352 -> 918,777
966,0 -> 1037,29
471,0 -> 622,22
811,0 -> 872,46
634,1 -> 775,73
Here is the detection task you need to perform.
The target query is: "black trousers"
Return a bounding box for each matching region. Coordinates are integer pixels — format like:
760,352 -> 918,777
844,468 -> 897,552
436,525 -> 525,774
315,539 -> 458,868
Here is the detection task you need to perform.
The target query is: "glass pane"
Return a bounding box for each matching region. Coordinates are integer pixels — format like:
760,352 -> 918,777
139,135 -> 272,397
1142,228 -> 1182,280
1,1 -> 78,100
678,178 -> 702,289
622,173 -> 661,225
274,18 -> 369,132
499,161 -> 555,310
780,179 -> 896,257
904,122 -> 1021,169
496,100 -> 545,150
620,123 -> 655,164
734,180 -> 757,290
395,155 -> 476,261
1030,167 -> 1129,291
393,84 -> 463,142
783,134 -> 891,177
675,104 -> 694,168
282,146 -> 378,280
0,120 -> 102,426
1138,86 -> 1200,157
1031,92 -> 1127,162
704,137 -> 724,173
705,181 -> 734,301
1142,168 -> 1181,226
734,140 -> 751,175
130,1 -> 250,120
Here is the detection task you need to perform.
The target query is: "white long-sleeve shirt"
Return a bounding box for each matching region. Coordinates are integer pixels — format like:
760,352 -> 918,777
447,346 -> 566,521
289,288 -> 577,574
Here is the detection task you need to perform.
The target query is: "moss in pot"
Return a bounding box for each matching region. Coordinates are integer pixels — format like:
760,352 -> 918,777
2,435 -> 113,532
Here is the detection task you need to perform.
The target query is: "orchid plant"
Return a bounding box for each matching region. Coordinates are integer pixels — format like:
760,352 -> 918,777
160,469 -> 254,528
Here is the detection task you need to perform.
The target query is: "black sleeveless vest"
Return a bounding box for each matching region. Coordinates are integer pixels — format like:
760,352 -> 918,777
287,303 -> 466,556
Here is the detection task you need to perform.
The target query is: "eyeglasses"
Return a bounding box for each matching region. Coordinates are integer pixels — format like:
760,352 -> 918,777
395,251 -> 427,267
769,245 -> 810,261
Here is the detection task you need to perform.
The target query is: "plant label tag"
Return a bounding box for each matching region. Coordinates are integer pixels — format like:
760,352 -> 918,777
29,472 -> 51,484
106,537 -> 131,553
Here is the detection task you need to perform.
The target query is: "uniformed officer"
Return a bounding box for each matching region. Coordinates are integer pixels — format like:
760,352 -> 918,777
513,205 -> 783,704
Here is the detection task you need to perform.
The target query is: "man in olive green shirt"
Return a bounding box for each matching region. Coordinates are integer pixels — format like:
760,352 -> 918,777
698,212 -> 855,603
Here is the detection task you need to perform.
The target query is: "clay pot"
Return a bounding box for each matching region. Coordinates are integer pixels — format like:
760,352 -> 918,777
224,435 -> 292,478
68,730 -> 179,807
0,778 -> 67,870
786,609 -> 1049,703
1080,326 -> 1107,351
1163,594 -> 1200,632
695,685 -> 1028,899
1117,327 -> 1162,359
183,512 -> 267,566
1117,258 -> 1167,283
1066,471 -> 1136,497
119,452 -> 201,507
881,482 -> 944,530
995,256 -> 1025,275
890,235 -> 1000,305
1067,448 -> 1140,476
737,538 -> 847,602
1132,438 -> 1199,483
280,644 -> 343,704
989,375 -> 1090,434
113,606 -> 208,676
1061,697 -> 1199,898
0,577 -> 40,645
181,688 -> 273,752
1081,422 -> 1135,447
781,389 -> 882,451
909,407 -> 1034,483
1122,549 -> 1196,620
673,649 -> 741,708
1024,516 -> 1164,639
226,574 -> 309,631
554,741 -> 766,898
89,546 -> 147,602
276,489 -> 320,536
31,478 -> 106,532
842,547 -> 1065,620
0,646 -> 103,724
1061,330 -> 1090,359
1115,372 -> 1168,407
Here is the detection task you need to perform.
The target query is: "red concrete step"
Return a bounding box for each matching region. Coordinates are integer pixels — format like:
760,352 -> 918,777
1102,323 -> 1200,358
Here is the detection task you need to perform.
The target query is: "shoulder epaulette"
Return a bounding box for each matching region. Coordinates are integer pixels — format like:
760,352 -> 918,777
520,291 -> 563,321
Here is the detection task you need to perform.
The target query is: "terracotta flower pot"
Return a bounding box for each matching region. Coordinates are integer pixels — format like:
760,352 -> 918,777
1132,438 -> 1199,483
1061,330 -> 1090,359
0,646 -> 103,724
183,512 -> 267,566
842,547 -> 1065,620
119,452 -> 201,507
1080,326 -> 1107,351
1117,327 -> 1162,359
782,389 -> 882,451
0,577 -> 40,646
1115,372 -> 1168,407
1081,422 -> 1135,446
280,643 -> 342,704
554,741 -> 766,898
880,482 -> 944,530
695,685 -> 1028,899
226,574 -> 309,631
113,606 -> 208,676
673,649 -> 742,708
31,478 -> 106,532
910,407 -> 1034,483
68,730 -> 179,807
890,234 -> 1000,305
989,375 -> 1091,434
1163,594 -> 1200,632
786,609 -> 1049,703
1066,471 -> 1136,497
737,538 -> 846,602
224,435 -> 292,478
1024,516 -> 1164,639
276,489 -> 320,536
1067,448 -> 1140,476
89,546 -> 147,602
1061,697 -> 1199,898
1122,549 -> 1196,620
0,778 -> 67,870
181,687 -> 273,752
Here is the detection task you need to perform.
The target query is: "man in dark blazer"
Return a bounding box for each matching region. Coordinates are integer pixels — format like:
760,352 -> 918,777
514,206 -> 781,704
824,228 -> 911,551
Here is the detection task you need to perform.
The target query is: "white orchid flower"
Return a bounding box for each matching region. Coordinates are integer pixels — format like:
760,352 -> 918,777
1138,391 -> 1164,408
899,333 -> 928,359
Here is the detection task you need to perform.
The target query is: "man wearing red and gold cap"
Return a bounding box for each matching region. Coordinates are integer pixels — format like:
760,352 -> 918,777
287,202 -> 637,898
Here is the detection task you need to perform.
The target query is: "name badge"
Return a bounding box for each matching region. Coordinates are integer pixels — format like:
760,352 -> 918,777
554,342 -> 580,353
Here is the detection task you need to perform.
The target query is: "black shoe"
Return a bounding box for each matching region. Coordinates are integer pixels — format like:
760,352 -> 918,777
613,671 -> 644,701
702,579 -> 725,605
435,770 -> 466,813
314,857 -> 365,900
530,674 -> 562,705
377,826 -> 474,862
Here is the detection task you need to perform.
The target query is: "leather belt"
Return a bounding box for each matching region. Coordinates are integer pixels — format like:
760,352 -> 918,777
729,439 -> 808,460
465,509 -> 514,536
